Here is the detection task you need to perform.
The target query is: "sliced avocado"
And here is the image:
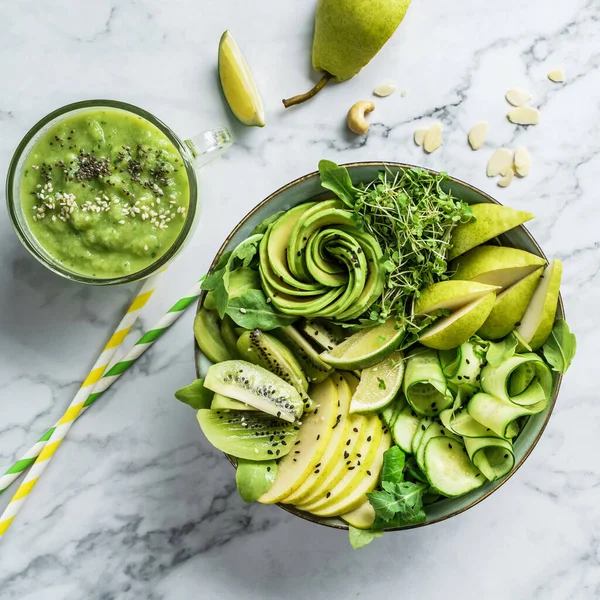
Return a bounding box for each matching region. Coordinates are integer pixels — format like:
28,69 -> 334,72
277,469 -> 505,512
272,325 -> 332,383
211,393 -> 257,411
194,308 -> 233,364
236,459 -> 278,502
237,329 -> 309,396
220,315 -> 241,358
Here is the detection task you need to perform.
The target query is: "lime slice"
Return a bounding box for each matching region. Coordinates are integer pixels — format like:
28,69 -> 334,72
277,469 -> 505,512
350,351 -> 405,415
320,319 -> 405,370
218,30 -> 265,127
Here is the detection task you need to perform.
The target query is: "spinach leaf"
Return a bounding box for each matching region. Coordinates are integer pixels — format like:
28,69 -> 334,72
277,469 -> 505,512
542,319 -> 577,373
486,333 -> 518,367
380,446 -> 405,485
349,526 -> 383,549
369,481 -> 428,527
174,379 -> 213,410
201,236 -> 263,318
251,211 -> 285,236
225,289 -> 296,330
318,159 -> 357,208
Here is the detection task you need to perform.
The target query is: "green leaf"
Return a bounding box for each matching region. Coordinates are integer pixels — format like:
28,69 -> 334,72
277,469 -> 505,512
404,456 -> 428,483
349,526 -> 383,549
381,446 -> 405,485
250,211 -> 285,236
174,379 -> 213,410
486,333 -> 518,367
225,289 -> 297,330
201,251 -> 232,291
318,160 -> 357,208
368,481 -> 428,526
542,319 -> 577,373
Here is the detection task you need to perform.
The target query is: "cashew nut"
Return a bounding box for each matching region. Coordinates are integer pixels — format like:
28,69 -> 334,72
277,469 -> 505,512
347,101 -> 375,135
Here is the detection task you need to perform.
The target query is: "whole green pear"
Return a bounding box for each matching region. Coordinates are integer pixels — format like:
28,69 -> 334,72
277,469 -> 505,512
283,0 -> 412,108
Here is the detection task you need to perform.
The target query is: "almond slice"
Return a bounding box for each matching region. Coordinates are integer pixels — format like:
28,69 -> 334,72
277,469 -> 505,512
507,106 -> 540,126
514,146 -> 532,177
498,168 -> 515,188
423,123 -> 443,153
505,88 -> 532,107
468,121 -> 488,150
548,68 -> 565,83
373,80 -> 397,97
414,128 -> 428,146
487,148 -> 513,177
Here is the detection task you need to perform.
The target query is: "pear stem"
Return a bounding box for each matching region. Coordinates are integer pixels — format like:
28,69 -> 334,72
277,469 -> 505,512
282,73 -> 333,108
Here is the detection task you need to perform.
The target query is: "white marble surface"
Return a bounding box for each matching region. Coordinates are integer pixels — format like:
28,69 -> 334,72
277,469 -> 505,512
0,0 -> 598,597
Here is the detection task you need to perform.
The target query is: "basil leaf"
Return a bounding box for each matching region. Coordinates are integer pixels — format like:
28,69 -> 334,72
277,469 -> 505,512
542,319 -> 577,373
381,446 -> 405,485
225,289 -> 296,330
486,333 -> 518,367
251,211 -> 285,236
318,159 -> 357,208
174,379 -> 213,410
349,526 -> 383,549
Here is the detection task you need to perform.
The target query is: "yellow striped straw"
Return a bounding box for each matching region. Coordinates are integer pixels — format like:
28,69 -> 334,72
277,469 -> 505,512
0,270 -> 163,538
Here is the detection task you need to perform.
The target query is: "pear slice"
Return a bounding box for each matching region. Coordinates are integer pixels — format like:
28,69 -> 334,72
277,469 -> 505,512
218,30 -> 265,127
449,203 -> 534,260
415,280 -> 500,315
419,293 -> 496,350
451,246 -> 546,289
515,259 -> 562,350
478,267 -> 544,340
341,500 -> 375,529
258,376 -> 338,504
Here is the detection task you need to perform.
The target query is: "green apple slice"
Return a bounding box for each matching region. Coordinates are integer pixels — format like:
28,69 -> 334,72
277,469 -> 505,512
449,203 -> 534,260
419,293 -> 496,350
258,376 -> 338,504
515,259 -> 562,350
415,280 -> 500,315
349,351 -> 404,415
320,318 -> 405,370
451,246 -> 546,289
218,30 -> 265,127
478,267 -> 544,340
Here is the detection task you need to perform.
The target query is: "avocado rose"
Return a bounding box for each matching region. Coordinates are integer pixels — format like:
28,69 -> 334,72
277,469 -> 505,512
258,200 -> 384,321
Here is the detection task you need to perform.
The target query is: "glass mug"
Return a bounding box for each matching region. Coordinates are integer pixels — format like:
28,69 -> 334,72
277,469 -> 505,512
6,99 -> 232,285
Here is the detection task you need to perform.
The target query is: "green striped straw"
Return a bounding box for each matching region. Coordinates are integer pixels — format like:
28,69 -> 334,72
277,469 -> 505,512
0,277 -> 203,495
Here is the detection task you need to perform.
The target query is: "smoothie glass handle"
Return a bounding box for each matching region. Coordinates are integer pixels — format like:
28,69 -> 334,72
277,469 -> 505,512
184,127 -> 232,169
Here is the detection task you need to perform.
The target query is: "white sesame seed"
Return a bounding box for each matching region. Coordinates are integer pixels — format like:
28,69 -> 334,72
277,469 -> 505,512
239,308 -> 247,314
119,220 -> 125,224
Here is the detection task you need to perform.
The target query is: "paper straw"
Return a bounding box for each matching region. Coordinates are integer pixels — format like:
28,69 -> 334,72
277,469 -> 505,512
0,277 -> 203,539
0,273 -> 163,495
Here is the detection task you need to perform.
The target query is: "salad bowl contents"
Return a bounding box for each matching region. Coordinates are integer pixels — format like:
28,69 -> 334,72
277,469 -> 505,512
178,161 -> 575,548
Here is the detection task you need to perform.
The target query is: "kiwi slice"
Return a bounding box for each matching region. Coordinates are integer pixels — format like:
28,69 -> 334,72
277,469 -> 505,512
211,393 -> 257,411
237,329 -> 309,394
299,319 -> 346,352
197,410 -> 299,460
194,308 -> 233,364
204,360 -> 304,422
272,325 -> 331,383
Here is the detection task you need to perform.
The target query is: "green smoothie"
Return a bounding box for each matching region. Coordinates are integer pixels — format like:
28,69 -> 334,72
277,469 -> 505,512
20,108 -> 191,278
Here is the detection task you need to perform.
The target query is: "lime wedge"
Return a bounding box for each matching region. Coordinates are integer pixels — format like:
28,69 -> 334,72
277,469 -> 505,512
218,30 -> 265,127
320,319 -> 405,370
350,351 -> 404,415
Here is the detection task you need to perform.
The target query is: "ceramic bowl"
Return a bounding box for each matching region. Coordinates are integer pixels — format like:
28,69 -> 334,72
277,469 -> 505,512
194,162 -> 563,531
